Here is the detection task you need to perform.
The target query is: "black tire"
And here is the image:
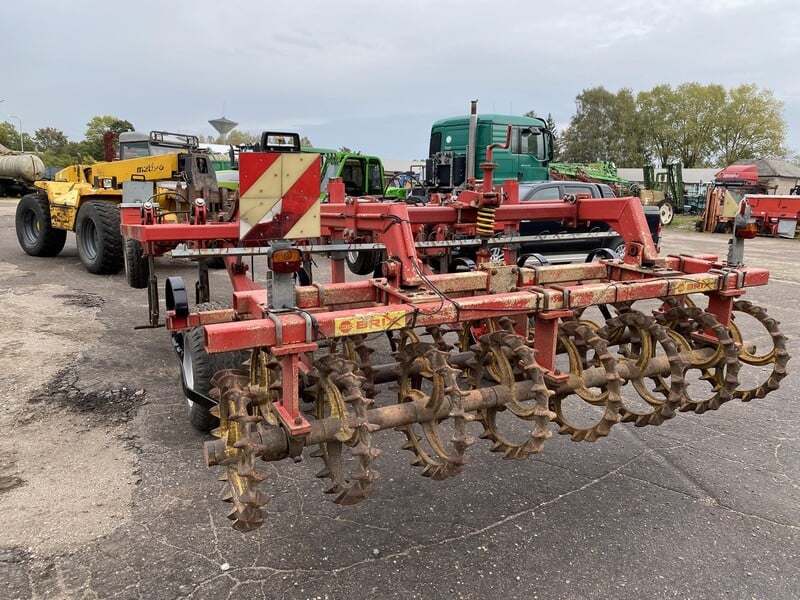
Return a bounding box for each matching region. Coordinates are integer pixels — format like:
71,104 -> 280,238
604,236 -> 626,258
76,201 -> 124,274
15,192 -> 67,257
346,249 -> 382,275
659,200 -> 675,226
124,238 -> 149,289
205,257 -> 226,269
182,303 -> 248,432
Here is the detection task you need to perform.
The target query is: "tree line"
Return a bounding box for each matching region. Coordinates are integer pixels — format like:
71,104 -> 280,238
545,83 -> 788,168
0,83 -> 792,169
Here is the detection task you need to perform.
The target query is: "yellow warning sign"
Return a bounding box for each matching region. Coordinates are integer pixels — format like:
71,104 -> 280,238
334,310 -> 407,337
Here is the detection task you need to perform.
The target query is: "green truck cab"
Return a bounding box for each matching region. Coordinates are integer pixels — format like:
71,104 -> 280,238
425,106 -> 554,190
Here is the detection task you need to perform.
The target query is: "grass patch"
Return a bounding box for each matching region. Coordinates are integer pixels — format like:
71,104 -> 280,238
667,214 -> 701,230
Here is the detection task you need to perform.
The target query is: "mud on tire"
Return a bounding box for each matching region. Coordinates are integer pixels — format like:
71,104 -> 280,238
15,192 -> 67,257
76,201 -> 124,274
124,238 -> 149,288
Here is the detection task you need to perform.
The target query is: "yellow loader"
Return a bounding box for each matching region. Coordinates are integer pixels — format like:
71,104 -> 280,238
15,131 -> 221,275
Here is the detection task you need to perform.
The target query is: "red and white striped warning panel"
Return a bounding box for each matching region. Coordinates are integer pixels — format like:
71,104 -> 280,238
238,152 -> 321,241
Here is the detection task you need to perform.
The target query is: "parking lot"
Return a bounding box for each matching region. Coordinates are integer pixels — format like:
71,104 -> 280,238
1,197 -> 798,600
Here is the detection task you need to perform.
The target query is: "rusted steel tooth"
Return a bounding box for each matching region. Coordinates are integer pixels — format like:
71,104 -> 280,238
437,351 -> 473,477
237,465 -> 270,482
552,321 -> 623,442
351,335 -> 378,398
599,310 -> 689,428
655,306 -> 740,414
729,300 -> 790,402
233,435 -> 270,454
312,352 -> 380,505
230,504 -> 264,532
210,370 -> 250,391
425,325 -> 455,352
474,331 -> 554,459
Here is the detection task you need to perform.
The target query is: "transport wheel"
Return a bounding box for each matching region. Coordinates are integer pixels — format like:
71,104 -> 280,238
659,200 -> 674,226
75,201 -> 124,274
181,303 -> 248,432
124,238 -> 149,289
15,192 -> 67,257
346,249 -> 381,275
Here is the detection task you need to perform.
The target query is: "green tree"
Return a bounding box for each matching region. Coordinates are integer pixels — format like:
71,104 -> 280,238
41,142 -> 85,169
714,84 -> 787,165
215,130 -> 258,145
0,121 -> 18,149
558,87 -> 647,166
84,116 -> 134,160
638,83 -> 726,167
0,121 -> 33,152
34,127 -> 69,152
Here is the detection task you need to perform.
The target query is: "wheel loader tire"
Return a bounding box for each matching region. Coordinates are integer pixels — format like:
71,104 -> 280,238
182,303 -> 248,432
15,192 -> 67,257
76,201 -> 124,274
658,200 -> 675,226
124,238 -> 149,289
346,249 -> 382,275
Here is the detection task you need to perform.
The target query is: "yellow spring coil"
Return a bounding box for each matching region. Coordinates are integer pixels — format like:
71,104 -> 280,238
476,206 -> 496,235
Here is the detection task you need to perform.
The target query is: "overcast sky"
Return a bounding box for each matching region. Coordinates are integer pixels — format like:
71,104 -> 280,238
3,0 -> 799,162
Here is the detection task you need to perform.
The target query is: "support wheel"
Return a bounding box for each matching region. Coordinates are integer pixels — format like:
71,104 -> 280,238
15,192 -> 67,257
180,302 -> 248,432
76,201 -> 124,274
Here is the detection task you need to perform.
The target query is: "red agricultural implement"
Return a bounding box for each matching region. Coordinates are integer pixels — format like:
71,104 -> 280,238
121,132 -> 788,531
700,164 -> 800,237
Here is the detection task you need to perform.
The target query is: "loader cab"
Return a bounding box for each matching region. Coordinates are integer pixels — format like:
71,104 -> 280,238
118,131 -> 200,160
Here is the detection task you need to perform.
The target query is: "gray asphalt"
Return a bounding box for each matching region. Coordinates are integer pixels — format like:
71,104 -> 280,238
1,201 -> 798,600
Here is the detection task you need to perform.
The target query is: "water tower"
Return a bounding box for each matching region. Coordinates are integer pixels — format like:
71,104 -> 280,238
208,117 -> 238,141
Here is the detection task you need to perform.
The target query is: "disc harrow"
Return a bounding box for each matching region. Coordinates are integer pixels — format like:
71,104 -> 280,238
117,138 -> 790,530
